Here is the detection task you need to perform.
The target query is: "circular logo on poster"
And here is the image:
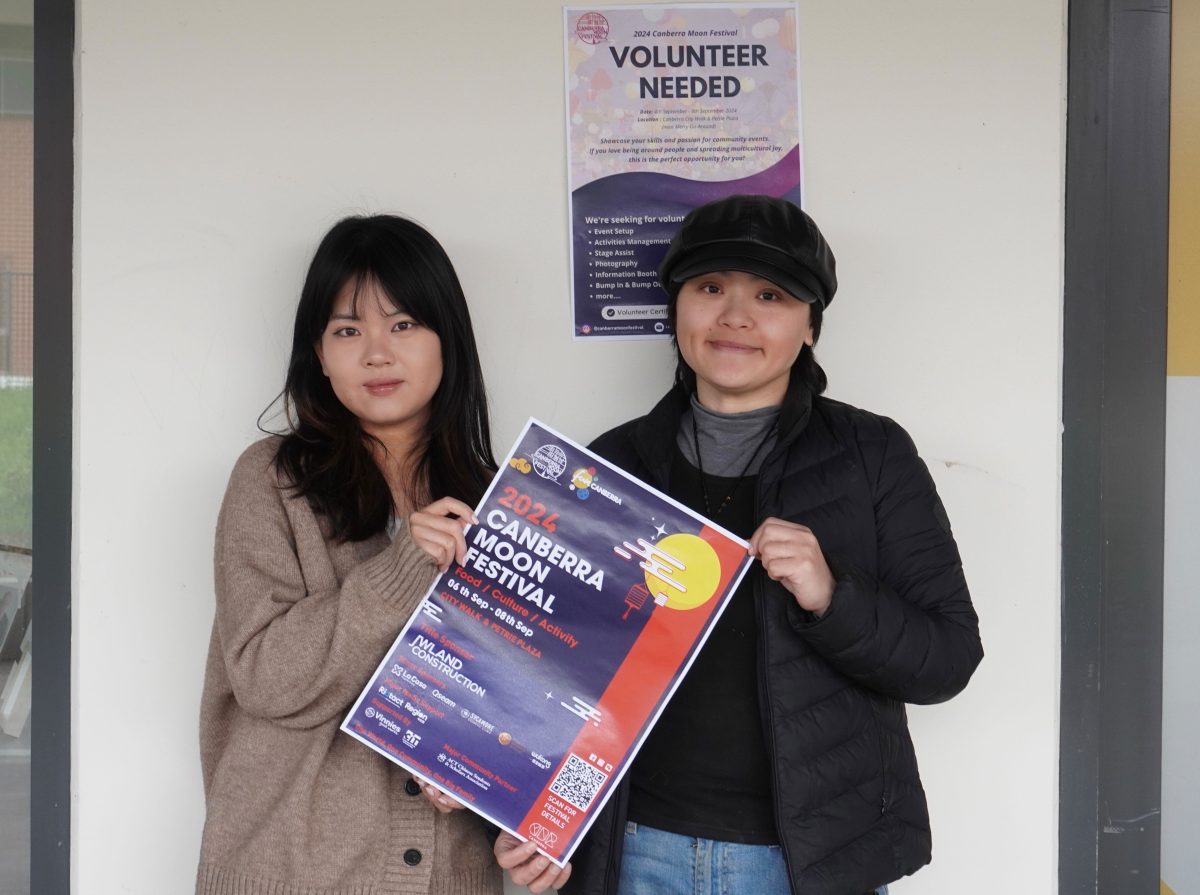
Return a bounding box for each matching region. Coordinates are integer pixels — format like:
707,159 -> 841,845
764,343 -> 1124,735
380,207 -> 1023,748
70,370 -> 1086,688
531,444 -> 568,482
575,12 -> 610,45
570,467 -> 595,500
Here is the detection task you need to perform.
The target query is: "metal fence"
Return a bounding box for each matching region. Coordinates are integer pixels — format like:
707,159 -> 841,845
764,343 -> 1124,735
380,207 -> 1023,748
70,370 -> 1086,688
0,270 -> 33,381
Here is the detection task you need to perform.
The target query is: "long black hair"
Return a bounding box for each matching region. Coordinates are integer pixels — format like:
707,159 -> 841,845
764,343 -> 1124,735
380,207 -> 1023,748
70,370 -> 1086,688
665,286 -> 828,397
266,214 -> 495,541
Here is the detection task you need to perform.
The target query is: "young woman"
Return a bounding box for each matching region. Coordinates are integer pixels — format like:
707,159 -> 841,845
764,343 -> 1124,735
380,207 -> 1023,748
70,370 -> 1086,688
195,214 -> 567,895
570,196 -> 984,895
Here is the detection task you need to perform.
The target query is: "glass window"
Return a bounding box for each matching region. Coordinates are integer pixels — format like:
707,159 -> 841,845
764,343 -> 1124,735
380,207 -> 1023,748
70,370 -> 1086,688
0,8 -> 33,895
0,57 -> 34,115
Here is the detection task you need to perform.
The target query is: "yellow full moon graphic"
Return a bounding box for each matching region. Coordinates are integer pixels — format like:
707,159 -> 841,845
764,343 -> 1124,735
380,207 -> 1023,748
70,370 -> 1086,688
645,533 -> 721,611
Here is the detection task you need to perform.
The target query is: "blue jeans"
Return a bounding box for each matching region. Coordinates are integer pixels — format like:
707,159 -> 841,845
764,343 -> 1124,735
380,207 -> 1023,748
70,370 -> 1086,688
617,823 -> 889,895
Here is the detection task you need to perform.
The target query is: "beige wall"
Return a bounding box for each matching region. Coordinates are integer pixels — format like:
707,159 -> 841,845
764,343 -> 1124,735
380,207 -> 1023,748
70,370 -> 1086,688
1163,4 -> 1200,892
73,2 -> 1067,891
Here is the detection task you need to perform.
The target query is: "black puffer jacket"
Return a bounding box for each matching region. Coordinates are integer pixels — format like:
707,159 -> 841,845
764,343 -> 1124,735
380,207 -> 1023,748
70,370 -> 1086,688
568,381 -> 983,895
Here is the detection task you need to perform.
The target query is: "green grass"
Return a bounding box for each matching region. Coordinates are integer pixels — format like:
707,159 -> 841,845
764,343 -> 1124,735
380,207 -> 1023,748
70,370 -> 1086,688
0,386 -> 32,547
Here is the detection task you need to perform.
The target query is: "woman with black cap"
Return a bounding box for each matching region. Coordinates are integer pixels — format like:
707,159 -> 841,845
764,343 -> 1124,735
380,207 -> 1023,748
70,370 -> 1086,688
568,195 -> 983,895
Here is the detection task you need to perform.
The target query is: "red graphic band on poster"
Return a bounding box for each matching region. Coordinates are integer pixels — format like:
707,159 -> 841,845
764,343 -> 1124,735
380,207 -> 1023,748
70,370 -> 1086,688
516,525 -> 746,859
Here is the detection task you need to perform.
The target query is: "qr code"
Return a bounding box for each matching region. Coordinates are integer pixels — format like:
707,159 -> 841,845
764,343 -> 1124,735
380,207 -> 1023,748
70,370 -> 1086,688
548,753 -> 608,811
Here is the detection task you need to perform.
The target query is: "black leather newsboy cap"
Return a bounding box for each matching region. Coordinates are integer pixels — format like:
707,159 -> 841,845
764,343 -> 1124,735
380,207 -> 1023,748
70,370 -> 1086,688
658,194 -> 838,309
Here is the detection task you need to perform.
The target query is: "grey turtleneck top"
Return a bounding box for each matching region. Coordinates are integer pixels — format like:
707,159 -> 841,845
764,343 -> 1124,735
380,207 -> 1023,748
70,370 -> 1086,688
675,395 -> 781,476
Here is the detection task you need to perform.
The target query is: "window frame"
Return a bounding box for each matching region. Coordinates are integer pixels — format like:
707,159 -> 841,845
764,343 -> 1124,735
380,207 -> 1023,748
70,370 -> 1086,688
31,0 -> 73,889
1061,1 -> 1169,892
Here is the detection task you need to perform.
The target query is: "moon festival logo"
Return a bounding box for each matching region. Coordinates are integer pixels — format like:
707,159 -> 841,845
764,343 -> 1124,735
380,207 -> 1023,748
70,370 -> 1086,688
530,444 -> 568,482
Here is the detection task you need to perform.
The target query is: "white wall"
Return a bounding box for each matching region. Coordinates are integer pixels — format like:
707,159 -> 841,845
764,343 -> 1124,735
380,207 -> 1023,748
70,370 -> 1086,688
74,1 -> 1066,891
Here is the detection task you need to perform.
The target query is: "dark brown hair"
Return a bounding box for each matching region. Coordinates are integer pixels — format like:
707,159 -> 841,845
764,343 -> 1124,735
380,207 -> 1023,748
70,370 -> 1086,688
265,214 -> 495,541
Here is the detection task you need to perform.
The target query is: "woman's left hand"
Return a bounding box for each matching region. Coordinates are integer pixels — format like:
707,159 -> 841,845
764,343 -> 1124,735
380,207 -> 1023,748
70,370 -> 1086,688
415,779 -> 465,814
409,497 -> 478,572
494,833 -> 572,892
749,517 -> 836,617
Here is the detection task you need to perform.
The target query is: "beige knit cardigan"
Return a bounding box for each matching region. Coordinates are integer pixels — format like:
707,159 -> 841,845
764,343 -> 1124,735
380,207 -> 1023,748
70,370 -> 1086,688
196,438 -> 502,895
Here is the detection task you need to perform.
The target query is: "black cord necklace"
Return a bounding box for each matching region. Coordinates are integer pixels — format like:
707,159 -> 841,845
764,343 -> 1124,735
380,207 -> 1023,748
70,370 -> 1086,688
691,411 -> 779,519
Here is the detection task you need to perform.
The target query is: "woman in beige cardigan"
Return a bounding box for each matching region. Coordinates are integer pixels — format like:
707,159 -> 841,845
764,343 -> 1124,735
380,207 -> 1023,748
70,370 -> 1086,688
196,215 -> 569,895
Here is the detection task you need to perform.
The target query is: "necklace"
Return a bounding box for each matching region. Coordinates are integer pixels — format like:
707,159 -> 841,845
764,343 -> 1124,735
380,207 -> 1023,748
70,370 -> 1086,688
691,411 -> 778,519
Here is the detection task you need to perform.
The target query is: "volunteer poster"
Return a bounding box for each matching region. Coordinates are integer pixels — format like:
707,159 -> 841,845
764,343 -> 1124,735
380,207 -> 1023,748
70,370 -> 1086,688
342,419 -> 752,865
565,4 -> 803,339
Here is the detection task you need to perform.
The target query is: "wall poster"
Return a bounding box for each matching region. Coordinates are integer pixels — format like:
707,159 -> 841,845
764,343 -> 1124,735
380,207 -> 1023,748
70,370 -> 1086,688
565,3 -> 803,339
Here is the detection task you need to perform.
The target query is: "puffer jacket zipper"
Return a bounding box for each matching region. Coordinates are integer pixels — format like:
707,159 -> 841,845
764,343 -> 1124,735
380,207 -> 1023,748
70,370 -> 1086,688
753,477 -> 800,895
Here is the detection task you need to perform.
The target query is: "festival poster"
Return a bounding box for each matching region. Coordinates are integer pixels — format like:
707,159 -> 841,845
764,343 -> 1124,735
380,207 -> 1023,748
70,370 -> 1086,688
565,3 -> 803,340
342,419 -> 752,865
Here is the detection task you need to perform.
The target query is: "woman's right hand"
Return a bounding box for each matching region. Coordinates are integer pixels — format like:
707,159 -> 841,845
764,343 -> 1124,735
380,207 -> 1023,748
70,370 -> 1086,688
415,779 -> 466,814
494,833 -> 572,892
409,497 -> 478,572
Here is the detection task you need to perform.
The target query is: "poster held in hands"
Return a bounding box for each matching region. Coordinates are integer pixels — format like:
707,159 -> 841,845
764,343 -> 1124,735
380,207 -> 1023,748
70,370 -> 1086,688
342,418 -> 752,865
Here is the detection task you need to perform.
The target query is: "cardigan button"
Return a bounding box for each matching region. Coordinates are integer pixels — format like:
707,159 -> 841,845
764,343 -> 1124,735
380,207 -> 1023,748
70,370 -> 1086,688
404,778 -> 422,796
403,848 -> 423,866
